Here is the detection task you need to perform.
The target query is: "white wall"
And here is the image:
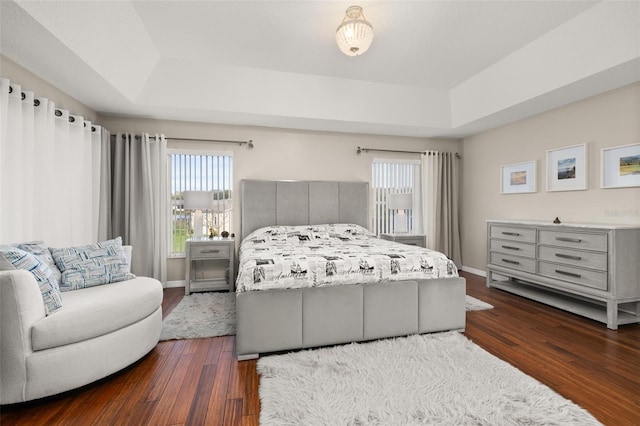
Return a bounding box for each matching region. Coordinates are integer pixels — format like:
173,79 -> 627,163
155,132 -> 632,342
461,82 -> 640,273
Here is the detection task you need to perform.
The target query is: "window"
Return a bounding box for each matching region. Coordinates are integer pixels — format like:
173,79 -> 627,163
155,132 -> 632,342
371,159 -> 421,235
168,150 -> 233,256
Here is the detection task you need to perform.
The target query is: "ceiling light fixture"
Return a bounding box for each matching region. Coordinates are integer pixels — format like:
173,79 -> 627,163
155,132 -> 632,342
336,5 -> 374,57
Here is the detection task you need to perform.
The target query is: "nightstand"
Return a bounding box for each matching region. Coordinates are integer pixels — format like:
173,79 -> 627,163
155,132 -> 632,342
185,237 -> 235,295
380,233 -> 426,248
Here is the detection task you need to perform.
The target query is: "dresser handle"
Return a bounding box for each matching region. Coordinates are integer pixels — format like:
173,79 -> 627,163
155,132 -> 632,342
555,253 -> 582,261
501,245 -> 520,251
556,237 -> 582,243
201,249 -> 220,254
502,232 -> 520,236
502,258 -> 520,265
555,269 -> 582,278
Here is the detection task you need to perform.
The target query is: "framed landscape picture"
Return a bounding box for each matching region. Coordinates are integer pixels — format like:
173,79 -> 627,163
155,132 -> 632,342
601,143 -> 640,189
501,160 -> 536,194
546,143 -> 587,192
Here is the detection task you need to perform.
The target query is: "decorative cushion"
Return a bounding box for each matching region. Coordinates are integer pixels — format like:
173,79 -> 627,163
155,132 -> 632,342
50,237 -> 135,291
12,240 -> 63,284
0,246 -> 63,315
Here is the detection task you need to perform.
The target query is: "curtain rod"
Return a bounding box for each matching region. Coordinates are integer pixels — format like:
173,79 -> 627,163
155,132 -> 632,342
357,146 -> 460,158
9,84 -> 101,132
165,137 -> 254,148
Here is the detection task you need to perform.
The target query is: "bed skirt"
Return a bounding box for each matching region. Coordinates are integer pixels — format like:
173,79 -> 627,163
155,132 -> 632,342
235,277 -> 466,360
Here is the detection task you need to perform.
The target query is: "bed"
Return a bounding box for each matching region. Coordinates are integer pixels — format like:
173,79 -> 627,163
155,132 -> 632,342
235,180 -> 466,360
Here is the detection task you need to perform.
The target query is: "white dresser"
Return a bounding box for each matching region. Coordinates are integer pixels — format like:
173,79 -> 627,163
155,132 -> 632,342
486,220 -> 640,329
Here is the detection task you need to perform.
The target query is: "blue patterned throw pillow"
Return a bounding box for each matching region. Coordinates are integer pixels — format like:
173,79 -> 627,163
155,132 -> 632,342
50,237 -> 135,291
12,240 -> 63,284
0,246 -> 63,315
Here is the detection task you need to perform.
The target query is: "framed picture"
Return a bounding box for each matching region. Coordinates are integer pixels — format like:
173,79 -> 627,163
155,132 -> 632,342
546,143 -> 587,192
601,143 -> 640,189
500,160 -> 536,194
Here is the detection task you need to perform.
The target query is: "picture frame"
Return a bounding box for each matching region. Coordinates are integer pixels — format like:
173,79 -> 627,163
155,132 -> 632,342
500,160 -> 536,194
601,143 -> 640,189
546,143 -> 587,192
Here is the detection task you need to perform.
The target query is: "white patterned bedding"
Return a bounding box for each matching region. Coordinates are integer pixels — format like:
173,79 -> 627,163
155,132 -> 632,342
236,224 -> 458,293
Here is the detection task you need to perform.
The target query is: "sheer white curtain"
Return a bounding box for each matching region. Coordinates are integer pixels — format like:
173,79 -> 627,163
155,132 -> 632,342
0,78 -> 100,246
101,133 -> 167,283
421,151 -> 462,266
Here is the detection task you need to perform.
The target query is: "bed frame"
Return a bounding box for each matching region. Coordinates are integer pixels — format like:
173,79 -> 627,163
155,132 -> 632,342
235,180 -> 466,360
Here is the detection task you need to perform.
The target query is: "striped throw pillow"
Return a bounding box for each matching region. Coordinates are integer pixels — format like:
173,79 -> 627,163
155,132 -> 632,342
50,237 -> 135,291
0,246 -> 63,315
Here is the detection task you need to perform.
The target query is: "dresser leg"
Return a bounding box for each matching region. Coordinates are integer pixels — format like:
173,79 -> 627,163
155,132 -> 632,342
606,300 -> 618,330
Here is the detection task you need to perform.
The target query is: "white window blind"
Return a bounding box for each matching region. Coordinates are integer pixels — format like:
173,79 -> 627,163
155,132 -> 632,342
371,159 -> 421,235
168,151 -> 233,256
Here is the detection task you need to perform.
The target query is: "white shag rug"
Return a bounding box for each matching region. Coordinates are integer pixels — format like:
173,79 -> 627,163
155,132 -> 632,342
465,295 -> 494,311
159,292 -> 235,340
257,332 -> 601,426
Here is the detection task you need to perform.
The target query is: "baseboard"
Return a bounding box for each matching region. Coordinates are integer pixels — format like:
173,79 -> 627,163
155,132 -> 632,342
165,280 -> 185,289
460,266 -> 486,277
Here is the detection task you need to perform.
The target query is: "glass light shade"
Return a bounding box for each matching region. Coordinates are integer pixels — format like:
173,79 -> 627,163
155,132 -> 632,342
336,6 -> 374,57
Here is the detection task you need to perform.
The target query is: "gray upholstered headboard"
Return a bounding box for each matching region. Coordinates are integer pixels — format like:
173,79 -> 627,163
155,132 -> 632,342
240,180 -> 369,240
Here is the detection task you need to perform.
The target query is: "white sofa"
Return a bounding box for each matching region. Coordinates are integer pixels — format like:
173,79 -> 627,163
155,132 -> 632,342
0,248 -> 163,404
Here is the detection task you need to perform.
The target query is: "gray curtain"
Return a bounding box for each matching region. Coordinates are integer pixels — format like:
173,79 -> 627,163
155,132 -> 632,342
97,127 -> 112,241
100,133 -> 167,281
422,151 -> 462,267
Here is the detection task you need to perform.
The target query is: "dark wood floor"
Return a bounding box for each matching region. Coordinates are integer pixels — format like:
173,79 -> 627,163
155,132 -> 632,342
2,271 -> 639,425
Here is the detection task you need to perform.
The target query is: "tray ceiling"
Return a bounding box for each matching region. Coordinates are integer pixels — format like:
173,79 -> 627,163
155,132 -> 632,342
1,0 -> 638,138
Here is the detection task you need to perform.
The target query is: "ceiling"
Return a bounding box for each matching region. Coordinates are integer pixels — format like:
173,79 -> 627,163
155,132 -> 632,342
1,0 -> 639,139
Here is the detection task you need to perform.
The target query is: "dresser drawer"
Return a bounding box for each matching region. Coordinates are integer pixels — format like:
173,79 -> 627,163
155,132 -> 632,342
189,244 -> 230,259
490,252 -> 536,273
538,230 -> 607,252
538,246 -> 607,271
490,225 -> 536,243
538,261 -> 607,291
490,239 -> 535,258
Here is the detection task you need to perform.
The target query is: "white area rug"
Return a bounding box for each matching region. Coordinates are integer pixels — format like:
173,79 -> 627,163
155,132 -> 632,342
159,292 -> 235,340
257,332 -> 600,425
466,295 -> 494,311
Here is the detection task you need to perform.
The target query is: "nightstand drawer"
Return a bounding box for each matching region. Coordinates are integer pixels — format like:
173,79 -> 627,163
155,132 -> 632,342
395,237 -> 424,246
538,246 -> 607,271
190,244 -> 230,259
489,225 -> 536,243
379,234 -> 426,248
489,252 -> 536,273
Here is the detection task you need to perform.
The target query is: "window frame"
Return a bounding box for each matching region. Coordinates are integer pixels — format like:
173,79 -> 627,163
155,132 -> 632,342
166,148 -> 234,258
371,158 -> 422,236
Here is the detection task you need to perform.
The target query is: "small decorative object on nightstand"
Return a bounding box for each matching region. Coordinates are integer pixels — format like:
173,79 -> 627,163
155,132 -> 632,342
380,233 -> 426,248
185,237 -> 235,295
